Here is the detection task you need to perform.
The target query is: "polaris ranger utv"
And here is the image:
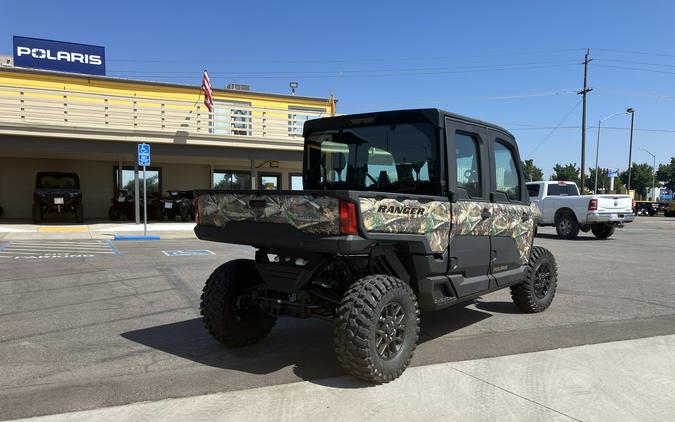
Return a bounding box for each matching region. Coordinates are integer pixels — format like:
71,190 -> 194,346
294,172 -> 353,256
194,109 -> 557,383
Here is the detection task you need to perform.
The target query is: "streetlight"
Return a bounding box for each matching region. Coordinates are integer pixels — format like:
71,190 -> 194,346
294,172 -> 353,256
626,108 -> 636,192
641,148 -> 656,200
594,111 -> 629,193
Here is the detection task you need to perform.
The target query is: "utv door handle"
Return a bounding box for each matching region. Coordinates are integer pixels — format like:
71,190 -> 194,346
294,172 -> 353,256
481,209 -> 491,220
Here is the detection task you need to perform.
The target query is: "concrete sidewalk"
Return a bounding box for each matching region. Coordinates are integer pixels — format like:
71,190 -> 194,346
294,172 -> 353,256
14,334 -> 675,422
0,222 -> 196,240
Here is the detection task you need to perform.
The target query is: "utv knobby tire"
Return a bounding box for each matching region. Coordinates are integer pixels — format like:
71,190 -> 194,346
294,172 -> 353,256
591,225 -> 615,239
555,211 -> 580,239
510,246 -> 558,313
75,204 -> 84,223
200,259 -> 276,347
32,204 -> 42,224
180,208 -> 190,222
334,275 -> 419,384
108,206 -> 121,221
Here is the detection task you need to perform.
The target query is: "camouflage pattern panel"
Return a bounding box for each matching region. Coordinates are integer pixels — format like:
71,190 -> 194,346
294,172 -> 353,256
360,197 -> 452,253
449,201 -> 540,265
489,202 -> 541,264
198,193 -> 340,235
449,201 -> 492,238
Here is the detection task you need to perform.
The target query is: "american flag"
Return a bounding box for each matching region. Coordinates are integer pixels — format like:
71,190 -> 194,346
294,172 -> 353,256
201,70 -> 213,112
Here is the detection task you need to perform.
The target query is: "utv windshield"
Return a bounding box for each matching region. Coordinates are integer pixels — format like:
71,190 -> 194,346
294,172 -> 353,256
35,174 -> 80,189
304,122 -> 440,195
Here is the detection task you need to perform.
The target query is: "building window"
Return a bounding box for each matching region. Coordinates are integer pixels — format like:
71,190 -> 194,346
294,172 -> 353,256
113,166 -> 162,199
213,170 -> 251,189
290,173 -> 303,190
211,101 -> 252,136
258,173 -> 281,190
288,106 -> 324,135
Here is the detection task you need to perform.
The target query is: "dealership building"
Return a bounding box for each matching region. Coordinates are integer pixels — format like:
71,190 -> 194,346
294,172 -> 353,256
0,37 -> 332,221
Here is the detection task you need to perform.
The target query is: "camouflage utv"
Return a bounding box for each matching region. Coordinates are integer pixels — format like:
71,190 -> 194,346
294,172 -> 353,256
195,109 -> 557,383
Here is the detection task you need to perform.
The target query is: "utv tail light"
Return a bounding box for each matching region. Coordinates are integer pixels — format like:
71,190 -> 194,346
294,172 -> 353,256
339,201 -> 358,235
194,196 -> 200,224
588,198 -> 598,211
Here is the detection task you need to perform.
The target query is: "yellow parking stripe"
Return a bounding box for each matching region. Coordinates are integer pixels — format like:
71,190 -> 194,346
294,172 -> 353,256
37,226 -> 89,232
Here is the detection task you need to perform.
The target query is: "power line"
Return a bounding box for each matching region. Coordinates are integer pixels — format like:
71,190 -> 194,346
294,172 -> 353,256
595,64 -> 675,75
594,47 -> 675,60
106,48 -> 585,64
525,99 -> 582,157
107,63 -> 579,80
108,59 -> 577,76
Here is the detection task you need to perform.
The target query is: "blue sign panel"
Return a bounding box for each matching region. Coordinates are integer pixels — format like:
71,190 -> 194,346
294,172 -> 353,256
607,168 -> 619,178
13,36 -> 105,76
138,144 -> 151,166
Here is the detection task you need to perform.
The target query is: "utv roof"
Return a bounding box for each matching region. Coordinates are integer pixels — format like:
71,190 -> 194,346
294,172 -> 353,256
304,108 -> 514,139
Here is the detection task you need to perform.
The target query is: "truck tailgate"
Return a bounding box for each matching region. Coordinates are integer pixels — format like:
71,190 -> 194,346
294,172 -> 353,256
596,195 -> 632,212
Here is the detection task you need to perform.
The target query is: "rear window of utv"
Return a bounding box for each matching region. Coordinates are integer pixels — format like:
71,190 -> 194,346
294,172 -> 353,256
304,122 -> 440,195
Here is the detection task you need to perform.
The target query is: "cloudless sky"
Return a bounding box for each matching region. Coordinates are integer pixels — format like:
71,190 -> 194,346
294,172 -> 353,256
3,0 -> 675,177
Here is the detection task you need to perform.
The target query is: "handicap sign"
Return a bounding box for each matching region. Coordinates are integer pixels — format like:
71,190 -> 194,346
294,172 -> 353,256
162,249 -> 215,257
138,143 -> 151,166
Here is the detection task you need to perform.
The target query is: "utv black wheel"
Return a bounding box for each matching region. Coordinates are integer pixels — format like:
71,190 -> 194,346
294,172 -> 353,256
75,204 -> 84,223
32,204 -> 42,224
108,207 -> 121,221
510,246 -> 558,313
200,259 -> 277,347
555,212 -> 580,239
591,225 -> 615,239
334,275 -> 419,384
179,208 -> 190,222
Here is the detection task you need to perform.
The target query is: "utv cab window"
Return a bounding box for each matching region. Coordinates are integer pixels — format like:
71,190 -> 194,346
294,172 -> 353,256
454,132 -> 482,198
494,141 -> 521,201
305,122 -> 439,195
35,174 -> 80,189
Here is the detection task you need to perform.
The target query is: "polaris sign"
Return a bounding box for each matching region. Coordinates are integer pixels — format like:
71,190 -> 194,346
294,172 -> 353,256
13,36 -> 106,76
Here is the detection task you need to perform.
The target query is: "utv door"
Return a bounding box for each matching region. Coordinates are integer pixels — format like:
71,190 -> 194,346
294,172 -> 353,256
487,131 -> 530,286
445,119 -> 492,297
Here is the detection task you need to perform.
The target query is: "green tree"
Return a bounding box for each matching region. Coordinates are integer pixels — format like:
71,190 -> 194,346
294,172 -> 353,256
620,163 -> 654,199
585,168 -> 611,193
550,163 -> 579,185
656,157 -> 675,191
522,159 -> 544,182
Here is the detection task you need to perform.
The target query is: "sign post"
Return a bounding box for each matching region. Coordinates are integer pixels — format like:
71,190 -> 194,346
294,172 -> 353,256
138,144 -> 151,237
607,168 -> 618,193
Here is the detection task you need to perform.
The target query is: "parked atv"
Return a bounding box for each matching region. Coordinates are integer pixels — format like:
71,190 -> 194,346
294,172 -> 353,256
108,189 -> 163,221
159,190 -> 195,222
108,189 -> 135,221
33,172 -> 83,223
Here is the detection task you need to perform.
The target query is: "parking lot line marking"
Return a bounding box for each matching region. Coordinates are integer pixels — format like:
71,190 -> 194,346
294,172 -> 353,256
0,240 -> 120,259
37,226 -> 89,232
106,240 -> 123,256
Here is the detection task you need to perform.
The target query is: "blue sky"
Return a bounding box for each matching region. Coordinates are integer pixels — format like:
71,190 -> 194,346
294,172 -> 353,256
3,0 -> 675,177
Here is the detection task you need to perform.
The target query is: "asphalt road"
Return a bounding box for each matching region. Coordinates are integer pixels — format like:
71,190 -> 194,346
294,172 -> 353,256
1,217 -> 674,420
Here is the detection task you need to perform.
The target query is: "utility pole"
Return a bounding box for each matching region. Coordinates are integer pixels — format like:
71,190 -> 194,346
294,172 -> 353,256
578,49 -> 593,194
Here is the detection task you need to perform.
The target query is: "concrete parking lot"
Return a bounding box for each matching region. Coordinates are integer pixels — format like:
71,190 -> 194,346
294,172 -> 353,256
0,217 -> 674,420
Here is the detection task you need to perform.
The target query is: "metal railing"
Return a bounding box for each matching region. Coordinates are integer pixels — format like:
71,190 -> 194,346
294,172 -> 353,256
0,85 -> 328,142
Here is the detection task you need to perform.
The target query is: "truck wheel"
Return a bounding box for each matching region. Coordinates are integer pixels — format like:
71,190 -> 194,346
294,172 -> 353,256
591,225 -> 615,239
200,259 -> 277,347
510,246 -> 558,313
108,206 -> 121,221
555,212 -> 580,239
334,274 -> 420,384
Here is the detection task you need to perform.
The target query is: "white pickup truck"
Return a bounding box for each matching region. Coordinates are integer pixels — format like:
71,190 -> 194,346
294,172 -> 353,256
527,181 -> 634,239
